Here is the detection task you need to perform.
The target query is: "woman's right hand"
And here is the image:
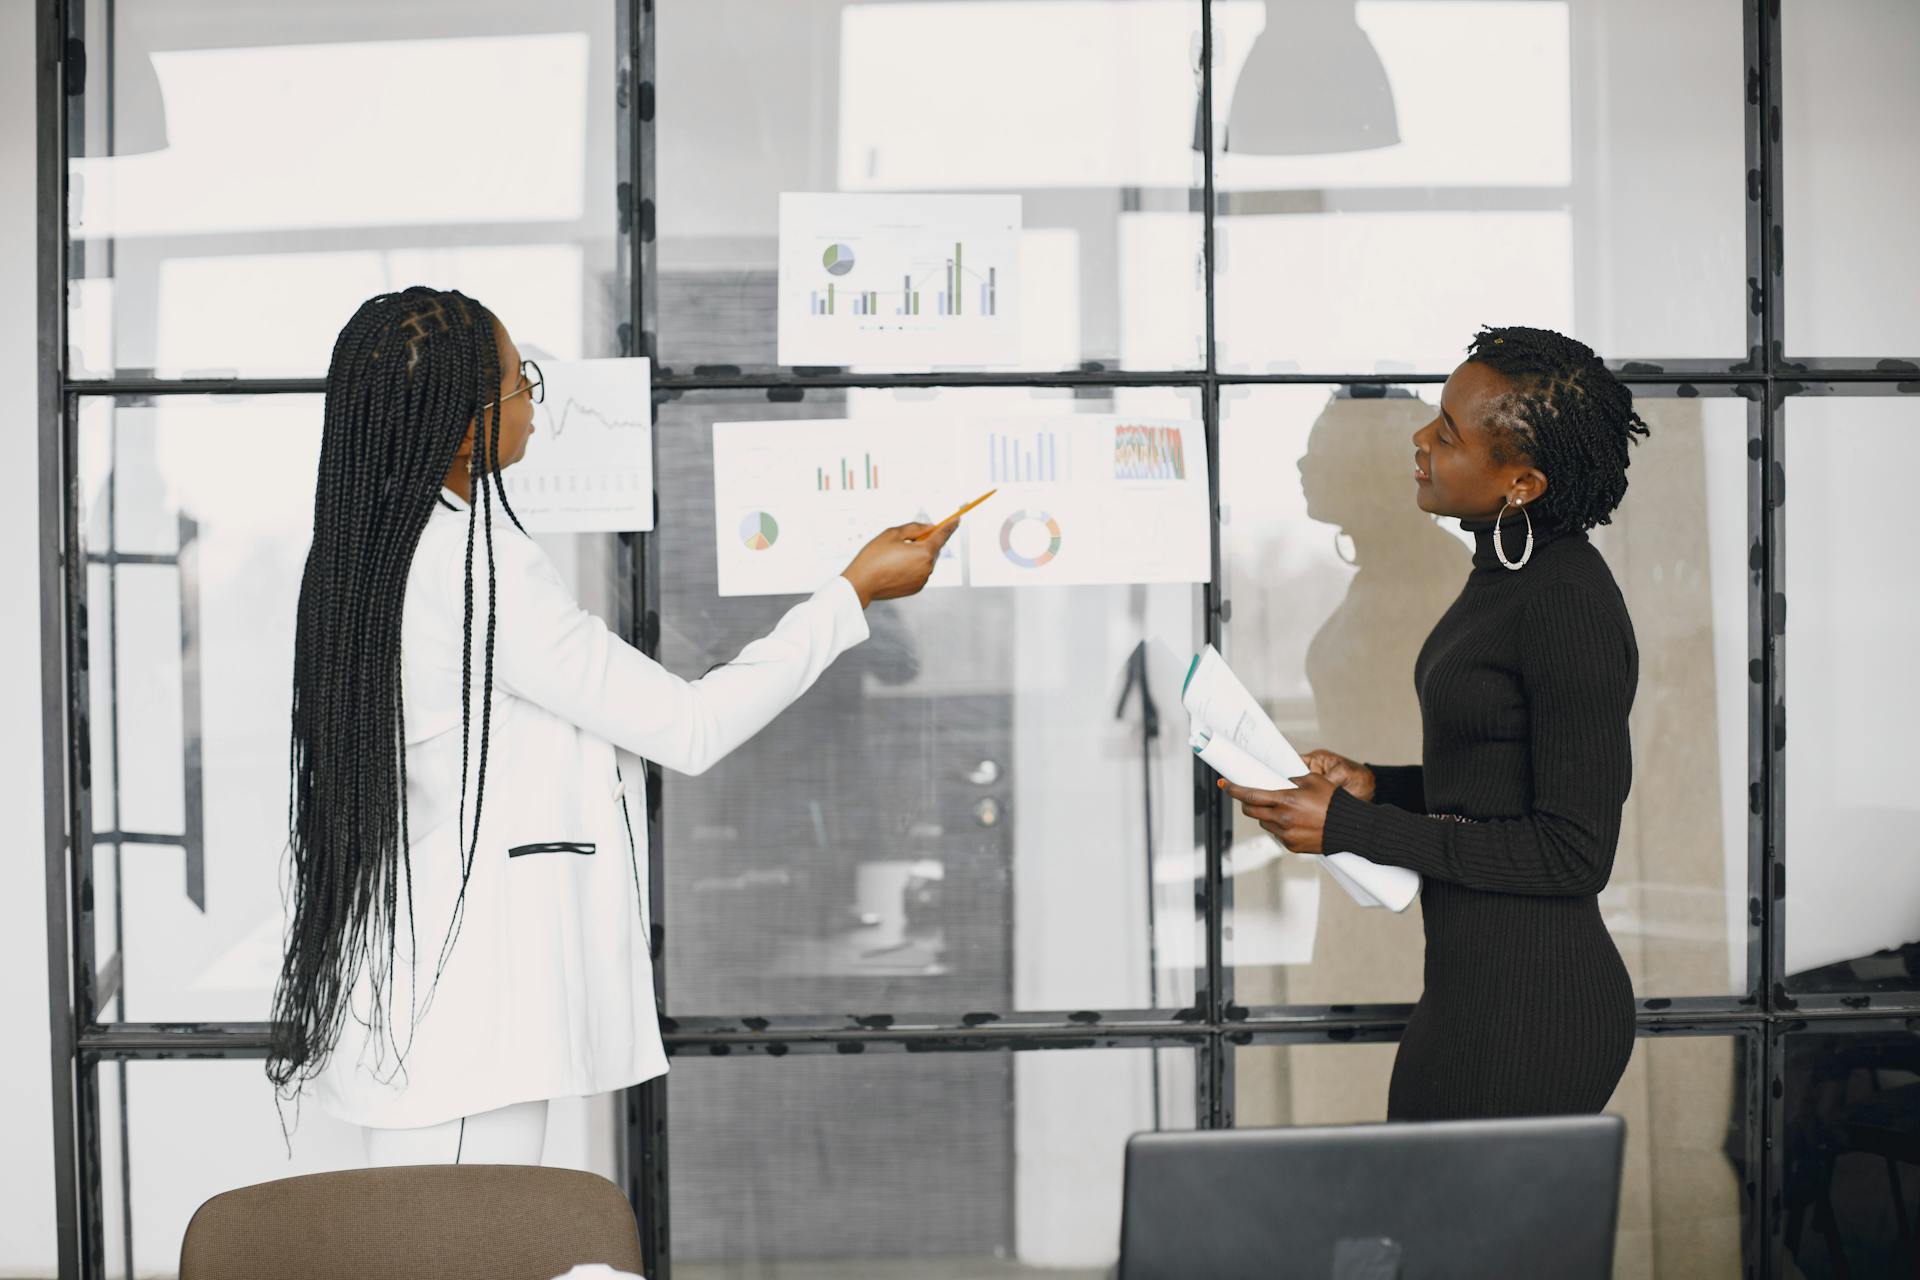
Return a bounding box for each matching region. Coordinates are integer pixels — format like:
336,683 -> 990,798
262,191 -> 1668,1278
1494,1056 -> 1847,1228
841,521 -> 957,607
1302,749 -> 1376,803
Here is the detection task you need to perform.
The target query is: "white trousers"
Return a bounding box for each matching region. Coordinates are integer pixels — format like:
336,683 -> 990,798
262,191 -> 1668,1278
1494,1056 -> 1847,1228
362,1098 -> 550,1167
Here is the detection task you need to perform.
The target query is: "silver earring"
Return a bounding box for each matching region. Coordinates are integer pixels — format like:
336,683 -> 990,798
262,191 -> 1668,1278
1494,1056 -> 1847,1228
1493,497 -> 1533,571
1334,531 -> 1357,565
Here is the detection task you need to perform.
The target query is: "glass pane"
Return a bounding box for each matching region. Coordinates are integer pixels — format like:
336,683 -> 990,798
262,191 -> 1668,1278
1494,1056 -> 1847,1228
1210,0 -> 1747,372
1220,386 -> 1751,1007
654,0 -> 1206,374
79,396 -> 323,1025
1782,0 -> 1920,359
80,396 -> 627,1021
1780,1025 -> 1920,1279
1235,1033 -> 1754,1278
656,387 -> 1206,1018
66,0 -> 622,378
1784,397 -> 1920,996
671,1046 -> 1195,1276
96,1059 -> 619,1278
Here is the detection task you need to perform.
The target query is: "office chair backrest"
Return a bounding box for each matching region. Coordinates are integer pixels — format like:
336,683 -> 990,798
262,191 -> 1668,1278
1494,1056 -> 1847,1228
179,1164 -> 645,1280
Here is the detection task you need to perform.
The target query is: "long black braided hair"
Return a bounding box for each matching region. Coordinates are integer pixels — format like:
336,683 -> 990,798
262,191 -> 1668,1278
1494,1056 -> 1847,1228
270,286 -> 526,1095
1465,325 -> 1651,531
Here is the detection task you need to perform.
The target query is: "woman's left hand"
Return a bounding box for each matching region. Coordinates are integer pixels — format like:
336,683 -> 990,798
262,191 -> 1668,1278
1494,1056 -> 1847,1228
1220,773 -> 1339,854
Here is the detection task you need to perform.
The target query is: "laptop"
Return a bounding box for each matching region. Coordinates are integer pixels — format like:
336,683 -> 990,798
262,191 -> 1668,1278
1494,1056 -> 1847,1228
1118,1115 -> 1625,1280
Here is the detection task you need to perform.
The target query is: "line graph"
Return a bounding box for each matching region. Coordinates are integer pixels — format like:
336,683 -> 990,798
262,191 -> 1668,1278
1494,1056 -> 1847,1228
507,357 -> 654,533
539,396 -> 651,439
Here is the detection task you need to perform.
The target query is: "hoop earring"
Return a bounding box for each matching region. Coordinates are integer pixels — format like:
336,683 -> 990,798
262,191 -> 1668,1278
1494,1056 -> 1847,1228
1334,531 -> 1357,566
1493,497 -> 1533,571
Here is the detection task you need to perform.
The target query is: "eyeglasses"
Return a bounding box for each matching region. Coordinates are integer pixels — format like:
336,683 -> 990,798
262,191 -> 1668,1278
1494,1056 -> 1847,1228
486,358 -> 544,409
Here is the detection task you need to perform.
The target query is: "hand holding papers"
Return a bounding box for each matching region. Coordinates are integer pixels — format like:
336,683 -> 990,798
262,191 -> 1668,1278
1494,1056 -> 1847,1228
1182,647 -> 1420,913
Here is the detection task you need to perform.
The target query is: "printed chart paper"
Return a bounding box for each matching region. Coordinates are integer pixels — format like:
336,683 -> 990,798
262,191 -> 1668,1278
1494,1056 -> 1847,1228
712,419 -> 971,598
963,418 -> 1210,588
711,414 -> 1210,596
504,357 -> 654,533
777,193 -> 1021,368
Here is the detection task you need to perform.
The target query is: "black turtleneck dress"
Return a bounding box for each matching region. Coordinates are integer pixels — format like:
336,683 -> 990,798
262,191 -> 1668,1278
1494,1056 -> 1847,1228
1322,515 -> 1638,1121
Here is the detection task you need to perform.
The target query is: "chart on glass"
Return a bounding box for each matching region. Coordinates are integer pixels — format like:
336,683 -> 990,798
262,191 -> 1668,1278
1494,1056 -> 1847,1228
501,356 -> 653,532
711,415 -> 1210,596
962,416 -> 1209,588
776,193 -> 1022,368
712,419 -> 970,598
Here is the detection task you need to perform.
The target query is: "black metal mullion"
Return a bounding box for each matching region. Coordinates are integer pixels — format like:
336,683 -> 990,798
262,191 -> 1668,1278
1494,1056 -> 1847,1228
39,1 -> 84,1272
1756,10 -> 1785,1273
80,1000 -> 1896,1063
1195,0 -> 1234,1136
70,368 -> 1918,400
103,373 -> 136,1280
627,2 -> 670,1277
1743,387 -> 1767,1014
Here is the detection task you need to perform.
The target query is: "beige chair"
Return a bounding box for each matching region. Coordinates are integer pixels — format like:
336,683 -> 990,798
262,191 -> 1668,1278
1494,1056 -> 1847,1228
179,1165 -> 645,1280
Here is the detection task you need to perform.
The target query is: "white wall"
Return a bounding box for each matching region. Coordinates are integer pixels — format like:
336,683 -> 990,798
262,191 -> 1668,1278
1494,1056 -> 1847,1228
1,0 -> 59,1274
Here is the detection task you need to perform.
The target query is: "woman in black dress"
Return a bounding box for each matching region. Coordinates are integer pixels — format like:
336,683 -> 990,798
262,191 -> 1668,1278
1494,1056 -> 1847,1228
1223,325 -> 1647,1120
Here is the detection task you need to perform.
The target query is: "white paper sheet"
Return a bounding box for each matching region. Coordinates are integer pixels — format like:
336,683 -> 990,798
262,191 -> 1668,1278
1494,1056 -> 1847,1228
502,357 -> 653,533
711,415 -> 1211,596
711,419 -> 969,598
1184,646 -> 1422,913
963,417 -> 1211,588
777,193 -> 1021,368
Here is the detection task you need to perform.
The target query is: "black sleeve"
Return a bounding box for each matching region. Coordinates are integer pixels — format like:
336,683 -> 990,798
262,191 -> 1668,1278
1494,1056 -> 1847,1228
1324,584 -> 1635,896
1364,764 -> 1426,814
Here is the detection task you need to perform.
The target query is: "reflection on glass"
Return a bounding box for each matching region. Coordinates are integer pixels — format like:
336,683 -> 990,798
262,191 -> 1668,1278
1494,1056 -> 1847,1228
1780,1027 -> 1920,1279
1211,0 -> 1746,371
655,0 -> 1206,373
1782,0 -> 1920,358
1784,399 -> 1920,995
1235,1034 -> 1751,1278
94,1059 -> 615,1277
1221,387 -> 1750,1006
67,2 -> 620,377
671,1047 -> 1194,1276
658,387 -> 1205,1017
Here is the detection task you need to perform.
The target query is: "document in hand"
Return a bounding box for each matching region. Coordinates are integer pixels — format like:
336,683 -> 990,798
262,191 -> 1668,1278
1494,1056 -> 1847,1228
1181,646 -> 1421,913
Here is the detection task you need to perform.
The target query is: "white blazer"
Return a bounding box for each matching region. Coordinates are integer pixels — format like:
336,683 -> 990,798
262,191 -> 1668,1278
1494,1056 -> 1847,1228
314,488 -> 869,1129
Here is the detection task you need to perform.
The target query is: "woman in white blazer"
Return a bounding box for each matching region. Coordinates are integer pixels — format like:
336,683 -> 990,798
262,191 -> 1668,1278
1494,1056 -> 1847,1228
269,287 -> 952,1166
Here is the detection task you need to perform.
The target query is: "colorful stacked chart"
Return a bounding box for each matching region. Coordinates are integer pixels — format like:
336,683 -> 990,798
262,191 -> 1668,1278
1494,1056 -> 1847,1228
1114,423 -> 1187,480
999,509 -> 1062,569
740,510 -> 780,551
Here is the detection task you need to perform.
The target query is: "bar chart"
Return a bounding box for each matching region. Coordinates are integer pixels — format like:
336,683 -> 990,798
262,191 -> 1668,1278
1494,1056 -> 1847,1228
987,428 -> 1066,485
779,193 -> 1021,367
816,452 -> 882,491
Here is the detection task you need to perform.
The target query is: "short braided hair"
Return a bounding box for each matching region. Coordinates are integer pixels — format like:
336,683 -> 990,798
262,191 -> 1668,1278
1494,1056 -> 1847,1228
1466,325 -> 1650,531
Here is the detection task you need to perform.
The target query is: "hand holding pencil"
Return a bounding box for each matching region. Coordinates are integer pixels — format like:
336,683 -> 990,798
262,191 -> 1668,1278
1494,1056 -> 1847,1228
908,488 -> 997,541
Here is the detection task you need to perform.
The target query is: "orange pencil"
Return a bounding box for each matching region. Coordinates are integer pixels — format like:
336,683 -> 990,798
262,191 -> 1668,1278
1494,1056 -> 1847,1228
909,488 -> 997,540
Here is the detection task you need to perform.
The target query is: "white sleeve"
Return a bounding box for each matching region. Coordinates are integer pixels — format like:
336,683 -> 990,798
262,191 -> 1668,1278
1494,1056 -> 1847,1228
474,529 -> 869,775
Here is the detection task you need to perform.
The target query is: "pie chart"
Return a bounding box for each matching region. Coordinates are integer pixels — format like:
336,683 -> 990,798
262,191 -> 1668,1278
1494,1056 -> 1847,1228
740,510 -> 780,551
822,243 -> 856,276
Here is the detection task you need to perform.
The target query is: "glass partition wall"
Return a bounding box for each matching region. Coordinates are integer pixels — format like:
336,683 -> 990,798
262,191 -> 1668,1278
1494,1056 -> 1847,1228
37,2 -> 1919,1277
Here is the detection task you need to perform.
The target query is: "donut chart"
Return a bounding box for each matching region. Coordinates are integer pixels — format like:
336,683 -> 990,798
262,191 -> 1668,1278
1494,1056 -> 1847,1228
999,509 -> 1062,569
